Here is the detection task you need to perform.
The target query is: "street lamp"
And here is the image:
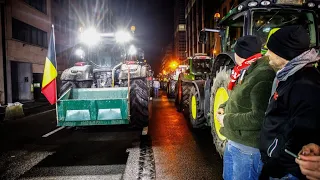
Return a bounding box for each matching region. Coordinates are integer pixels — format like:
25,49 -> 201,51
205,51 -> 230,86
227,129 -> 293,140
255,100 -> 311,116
170,61 -> 178,69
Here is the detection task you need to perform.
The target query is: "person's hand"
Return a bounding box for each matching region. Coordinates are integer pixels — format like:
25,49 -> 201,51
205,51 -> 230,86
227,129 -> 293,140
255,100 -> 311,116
295,144 -> 320,180
216,114 -> 225,127
300,144 -> 320,156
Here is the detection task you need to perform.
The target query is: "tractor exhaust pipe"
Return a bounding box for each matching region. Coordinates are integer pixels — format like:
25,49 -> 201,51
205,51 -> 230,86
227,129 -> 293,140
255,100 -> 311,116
112,62 -> 123,87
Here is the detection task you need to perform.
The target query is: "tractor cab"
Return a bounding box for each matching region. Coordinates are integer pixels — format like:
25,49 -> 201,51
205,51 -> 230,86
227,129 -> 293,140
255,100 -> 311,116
200,0 -> 319,72
186,53 -> 212,80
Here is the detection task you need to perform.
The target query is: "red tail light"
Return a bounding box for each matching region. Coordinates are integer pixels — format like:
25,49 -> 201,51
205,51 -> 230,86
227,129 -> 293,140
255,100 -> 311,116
126,61 -> 136,65
75,62 -> 86,66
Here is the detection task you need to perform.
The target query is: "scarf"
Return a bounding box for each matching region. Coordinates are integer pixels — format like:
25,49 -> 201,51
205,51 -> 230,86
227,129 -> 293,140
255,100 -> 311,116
270,48 -> 319,101
228,53 -> 262,90
277,48 -> 320,81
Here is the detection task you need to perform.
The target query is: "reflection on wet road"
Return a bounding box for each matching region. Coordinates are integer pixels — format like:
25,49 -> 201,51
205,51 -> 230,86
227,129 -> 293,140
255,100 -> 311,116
150,92 -> 223,179
0,90 -> 223,179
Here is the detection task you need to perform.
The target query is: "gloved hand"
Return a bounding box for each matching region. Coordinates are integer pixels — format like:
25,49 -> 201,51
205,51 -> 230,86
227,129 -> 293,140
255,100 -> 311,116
216,114 -> 225,127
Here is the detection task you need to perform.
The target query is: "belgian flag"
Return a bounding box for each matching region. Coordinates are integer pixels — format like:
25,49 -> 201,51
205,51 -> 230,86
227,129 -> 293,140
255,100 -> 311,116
41,25 -> 57,105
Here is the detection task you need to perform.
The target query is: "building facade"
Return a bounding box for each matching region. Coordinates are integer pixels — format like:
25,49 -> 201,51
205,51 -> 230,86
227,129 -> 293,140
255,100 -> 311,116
4,0 -> 52,103
184,0 -> 217,58
206,0 -> 242,57
161,43 -> 173,73
174,0 -> 186,62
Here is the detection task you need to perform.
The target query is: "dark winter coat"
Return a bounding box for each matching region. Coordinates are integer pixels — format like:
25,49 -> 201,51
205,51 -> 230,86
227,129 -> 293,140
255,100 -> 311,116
219,57 -> 275,148
259,51 -> 320,179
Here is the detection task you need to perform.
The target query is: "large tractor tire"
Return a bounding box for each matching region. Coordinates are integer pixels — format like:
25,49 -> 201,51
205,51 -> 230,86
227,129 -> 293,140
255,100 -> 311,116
182,82 -> 192,118
188,86 -> 206,128
167,80 -> 176,98
210,66 -> 231,157
59,81 -> 77,97
175,81 -> 182,112
129,79 -> 149,128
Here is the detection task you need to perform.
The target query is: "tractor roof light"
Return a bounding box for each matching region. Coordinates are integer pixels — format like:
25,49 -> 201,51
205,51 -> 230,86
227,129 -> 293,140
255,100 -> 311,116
115,31 -> 133,43
80,28 -> 101,46
261,0 -> 271,6
308,2 -> 315,7
238,4 -> 244,11
248,1 -> 258,7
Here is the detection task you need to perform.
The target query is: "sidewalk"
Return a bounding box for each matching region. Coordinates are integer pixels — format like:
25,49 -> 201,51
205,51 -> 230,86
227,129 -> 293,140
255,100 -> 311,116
22,101 -> 55,116
0,101 -> 55,121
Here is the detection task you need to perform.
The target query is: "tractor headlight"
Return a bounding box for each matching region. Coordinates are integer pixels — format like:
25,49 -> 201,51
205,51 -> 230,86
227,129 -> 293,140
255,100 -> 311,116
261,0 -> 271,6
128,45 -> 137,55
308,2 -> 315,7
80,28 -> 101,46
238,4 -> 244,11
248,1 -> 258,7
115,31 -> 133,43
75,48 -> 85,57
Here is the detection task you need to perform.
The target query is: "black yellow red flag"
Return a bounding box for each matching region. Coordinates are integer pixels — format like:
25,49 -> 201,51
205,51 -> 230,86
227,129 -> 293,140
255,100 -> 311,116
41,25 -> 57,105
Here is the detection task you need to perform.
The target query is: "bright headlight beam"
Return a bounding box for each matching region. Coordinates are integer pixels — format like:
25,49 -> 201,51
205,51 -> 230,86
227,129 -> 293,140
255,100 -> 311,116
115,31 -> 133,43
75,48 -> 85,57
80,28 -> 101,46
128,45 -> 137,55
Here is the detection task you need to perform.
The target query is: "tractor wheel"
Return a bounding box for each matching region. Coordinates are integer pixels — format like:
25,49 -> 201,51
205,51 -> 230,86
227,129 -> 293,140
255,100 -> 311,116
129,79 -> 149,128
175,81 -> 183,112
182,83 -> 192,118
167,80 -> 176,98
188,86 -> 205,128
59,81 -> 77,97
210,66 -> 231,157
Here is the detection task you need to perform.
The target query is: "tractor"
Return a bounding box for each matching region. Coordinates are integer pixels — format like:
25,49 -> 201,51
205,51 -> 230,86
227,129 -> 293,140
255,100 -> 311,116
175,54 -> 212,121
58,28 -> 152,129
166,65 -> 186,98
180,0 -> 320,156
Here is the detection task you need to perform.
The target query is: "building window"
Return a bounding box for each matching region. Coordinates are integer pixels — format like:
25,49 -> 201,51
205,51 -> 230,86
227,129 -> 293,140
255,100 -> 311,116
24,0 -> 47,14
178,24 -> 186,31
12,18 -> 48,48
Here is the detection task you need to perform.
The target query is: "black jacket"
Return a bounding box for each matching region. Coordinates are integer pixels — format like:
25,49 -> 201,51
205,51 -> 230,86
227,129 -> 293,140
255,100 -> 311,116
259,65 -> 320,179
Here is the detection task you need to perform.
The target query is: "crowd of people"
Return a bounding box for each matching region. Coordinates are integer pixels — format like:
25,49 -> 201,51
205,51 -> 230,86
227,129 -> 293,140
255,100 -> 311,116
217,25 -> 320,180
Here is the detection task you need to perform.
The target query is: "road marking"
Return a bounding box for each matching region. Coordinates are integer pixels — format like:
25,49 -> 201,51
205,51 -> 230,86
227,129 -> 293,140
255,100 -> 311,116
19,109 -> 55,120
42,126 -> 65,138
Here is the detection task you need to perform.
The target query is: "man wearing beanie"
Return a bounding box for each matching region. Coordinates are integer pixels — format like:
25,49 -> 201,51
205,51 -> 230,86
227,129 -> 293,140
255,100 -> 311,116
259,25 -> 320,179
216,35 -> 275,180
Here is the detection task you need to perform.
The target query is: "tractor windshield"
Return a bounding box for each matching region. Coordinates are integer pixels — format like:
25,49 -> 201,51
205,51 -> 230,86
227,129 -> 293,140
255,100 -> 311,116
88,43 -> 124,68
252,10 -> 317,48
192,59 -> 211,74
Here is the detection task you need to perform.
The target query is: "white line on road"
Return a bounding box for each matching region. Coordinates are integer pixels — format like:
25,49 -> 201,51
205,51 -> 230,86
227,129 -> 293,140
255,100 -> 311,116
42,126 -> 65,138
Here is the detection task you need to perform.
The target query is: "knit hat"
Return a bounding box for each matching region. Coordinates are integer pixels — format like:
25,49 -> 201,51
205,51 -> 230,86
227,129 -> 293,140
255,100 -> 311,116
267,25 -> 310,60
234,35 -> 262,59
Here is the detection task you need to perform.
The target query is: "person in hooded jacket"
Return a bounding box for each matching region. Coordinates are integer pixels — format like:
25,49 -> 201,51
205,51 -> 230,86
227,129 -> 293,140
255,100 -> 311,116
259,25 -> 320,179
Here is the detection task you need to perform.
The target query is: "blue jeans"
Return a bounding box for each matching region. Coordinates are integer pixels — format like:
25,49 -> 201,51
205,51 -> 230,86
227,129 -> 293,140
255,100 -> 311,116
154,88 -> 159,97
223,141 -> 263,180
269,174 -> 299,180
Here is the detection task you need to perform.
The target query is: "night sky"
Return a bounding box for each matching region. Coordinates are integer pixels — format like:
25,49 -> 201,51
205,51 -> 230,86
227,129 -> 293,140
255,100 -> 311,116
112,0 -> 174,74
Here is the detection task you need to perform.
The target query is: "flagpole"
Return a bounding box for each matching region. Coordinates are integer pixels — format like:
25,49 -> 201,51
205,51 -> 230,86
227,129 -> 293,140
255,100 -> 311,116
52,24 -> 59,125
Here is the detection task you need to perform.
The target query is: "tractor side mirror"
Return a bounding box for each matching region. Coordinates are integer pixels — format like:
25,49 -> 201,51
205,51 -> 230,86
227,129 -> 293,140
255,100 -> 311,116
199,31 -> 208,44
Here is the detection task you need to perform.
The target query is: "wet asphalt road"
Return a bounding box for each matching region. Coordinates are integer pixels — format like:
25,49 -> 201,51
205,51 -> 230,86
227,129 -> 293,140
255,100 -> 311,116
0,91 -> 222,180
